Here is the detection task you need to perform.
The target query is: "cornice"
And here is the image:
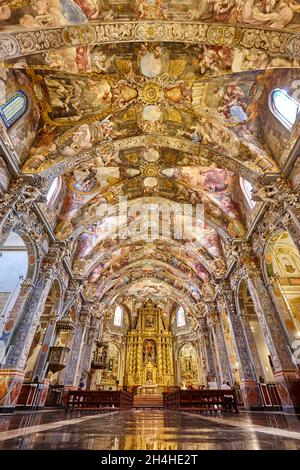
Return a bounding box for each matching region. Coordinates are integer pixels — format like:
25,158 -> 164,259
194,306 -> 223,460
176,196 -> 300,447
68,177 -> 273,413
0,21 -> 298,61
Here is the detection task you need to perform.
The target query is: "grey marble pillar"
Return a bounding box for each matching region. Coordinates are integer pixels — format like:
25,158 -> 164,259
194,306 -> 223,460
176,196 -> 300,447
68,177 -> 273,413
4,275 -> 53,371
64,316 -> 89,389
218,281 -> 263,410
31,314 -> 57,381
246,270 -> 300,411
199,317 -> 219,385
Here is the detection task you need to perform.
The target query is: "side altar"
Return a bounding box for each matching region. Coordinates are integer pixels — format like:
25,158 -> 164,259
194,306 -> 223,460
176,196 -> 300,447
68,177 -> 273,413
124,299 -> 175,394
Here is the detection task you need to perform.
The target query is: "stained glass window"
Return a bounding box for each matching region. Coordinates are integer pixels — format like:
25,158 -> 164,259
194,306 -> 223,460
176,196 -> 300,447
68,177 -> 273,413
0,91 -> 28,128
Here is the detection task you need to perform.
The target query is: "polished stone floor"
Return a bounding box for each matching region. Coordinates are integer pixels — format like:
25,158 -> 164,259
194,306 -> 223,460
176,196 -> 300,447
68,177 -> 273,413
0,409 -> 300,450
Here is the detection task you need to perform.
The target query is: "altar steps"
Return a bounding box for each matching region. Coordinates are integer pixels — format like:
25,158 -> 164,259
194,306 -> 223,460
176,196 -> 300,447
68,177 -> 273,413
133,394 -> 164,409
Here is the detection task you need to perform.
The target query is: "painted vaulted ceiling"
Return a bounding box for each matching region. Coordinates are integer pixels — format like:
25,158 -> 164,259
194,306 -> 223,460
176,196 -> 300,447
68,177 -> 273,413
1,0 -> 300,316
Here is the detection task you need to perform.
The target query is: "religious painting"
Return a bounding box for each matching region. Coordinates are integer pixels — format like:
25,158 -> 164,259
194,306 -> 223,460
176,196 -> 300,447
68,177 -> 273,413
145,314 -> 154,328
1,1 -> 300,28
43,75 -> 111,121
143,339 -> 156,364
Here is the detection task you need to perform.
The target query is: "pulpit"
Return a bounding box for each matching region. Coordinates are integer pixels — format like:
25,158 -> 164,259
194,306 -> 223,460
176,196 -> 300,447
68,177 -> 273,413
48,346 -> 70,373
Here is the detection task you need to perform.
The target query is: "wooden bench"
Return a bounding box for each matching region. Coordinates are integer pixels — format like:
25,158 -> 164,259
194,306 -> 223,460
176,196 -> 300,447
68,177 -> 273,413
66,390 -> 133,411
164,389 -> 239,414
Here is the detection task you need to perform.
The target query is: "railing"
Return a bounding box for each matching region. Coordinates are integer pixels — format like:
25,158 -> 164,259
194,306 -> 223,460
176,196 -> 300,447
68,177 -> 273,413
164,389 -> 239,413
66,390 -> 133,411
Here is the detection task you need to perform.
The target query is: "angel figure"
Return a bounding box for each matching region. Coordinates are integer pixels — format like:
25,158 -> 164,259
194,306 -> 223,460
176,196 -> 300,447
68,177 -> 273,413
252,185 -> 279,203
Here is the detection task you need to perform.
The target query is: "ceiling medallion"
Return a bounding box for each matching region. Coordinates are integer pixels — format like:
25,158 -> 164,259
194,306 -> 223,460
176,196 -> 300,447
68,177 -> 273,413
143,177 -> 158,188
143,148 -> 160,162
142,163 -> 159,178
140,82 -> 162,104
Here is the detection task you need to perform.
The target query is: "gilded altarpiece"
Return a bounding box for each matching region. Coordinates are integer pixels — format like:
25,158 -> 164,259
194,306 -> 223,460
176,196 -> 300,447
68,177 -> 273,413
124,300 -> 175,394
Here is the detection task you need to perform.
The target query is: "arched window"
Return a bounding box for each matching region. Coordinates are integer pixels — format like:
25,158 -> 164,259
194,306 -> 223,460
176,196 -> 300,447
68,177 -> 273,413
0,90 -> 28,129
46,177 -> 62,208
240,177 -> 255,209
177,306 -> 186,327
114,305 -> 123,327
269,89 -> 300,131
0,232 -> 28,319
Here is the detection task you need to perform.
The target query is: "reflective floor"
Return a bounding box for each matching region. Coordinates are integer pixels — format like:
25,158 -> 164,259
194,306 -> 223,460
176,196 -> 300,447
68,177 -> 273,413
0,409 -> 300,450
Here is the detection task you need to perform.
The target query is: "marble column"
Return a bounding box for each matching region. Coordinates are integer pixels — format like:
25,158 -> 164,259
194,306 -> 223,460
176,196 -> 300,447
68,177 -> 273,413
31,313 -> 57,381
0,279 -> 35,349
245,267 -> 300,412
79,318 -> 99,388
264,278 -> 296,344
0,273 -> 54,412
64,318 -> 88,389
241,313 -> 265,381
199,317 -> 219,385
210,312 -> 233,384
56,326 -> 76,385
218,282 -> 263,410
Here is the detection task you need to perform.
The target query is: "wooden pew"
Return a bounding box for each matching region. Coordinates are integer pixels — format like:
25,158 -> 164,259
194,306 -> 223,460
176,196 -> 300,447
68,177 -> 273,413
164,389 -> 239,413
66,390 -> 133,411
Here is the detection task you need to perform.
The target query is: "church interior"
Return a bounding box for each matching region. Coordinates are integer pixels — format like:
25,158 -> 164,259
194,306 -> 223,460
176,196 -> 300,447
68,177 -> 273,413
1,0 -> 300,451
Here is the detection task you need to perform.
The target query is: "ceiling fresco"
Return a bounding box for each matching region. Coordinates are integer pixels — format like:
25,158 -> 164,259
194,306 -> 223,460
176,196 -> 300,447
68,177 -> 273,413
1,1 -> 300,314
1,1 -> 300,28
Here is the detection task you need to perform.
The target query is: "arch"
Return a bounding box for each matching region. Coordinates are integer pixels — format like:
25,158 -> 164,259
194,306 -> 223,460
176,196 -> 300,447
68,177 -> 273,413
80,237 -> 216,281
0,232 -> 28,316
269,88 -> 300,131
264,229 -> 300,343
27,134 -> 272,181
102,277 -> 200,322
99,342 -> 121,390
0,23 -> 296,63
177,342 -> 202,389
87,242 -> 213,281
0,228 -> 39,354
0,90 -> 28,129
95,260 -> 204,305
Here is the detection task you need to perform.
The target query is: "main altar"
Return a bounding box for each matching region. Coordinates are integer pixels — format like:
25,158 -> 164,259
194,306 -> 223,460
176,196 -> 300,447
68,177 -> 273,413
124,299 -> 175,394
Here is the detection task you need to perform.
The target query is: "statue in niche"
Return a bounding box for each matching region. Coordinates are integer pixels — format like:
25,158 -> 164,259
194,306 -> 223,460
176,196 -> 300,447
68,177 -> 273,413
146,370 -> 153,383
